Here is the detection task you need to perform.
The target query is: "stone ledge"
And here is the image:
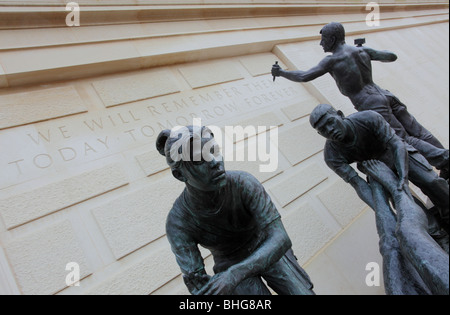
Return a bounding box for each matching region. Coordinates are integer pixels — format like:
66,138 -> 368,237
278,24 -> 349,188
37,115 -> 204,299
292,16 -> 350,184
0,9 -> 447,51
0,5 -> 447,88
0,3 -> 448,29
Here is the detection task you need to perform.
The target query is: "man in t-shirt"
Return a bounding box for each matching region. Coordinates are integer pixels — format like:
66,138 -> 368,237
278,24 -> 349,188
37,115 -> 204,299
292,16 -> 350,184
309,104 -> 449,226
156,126 -> 314,295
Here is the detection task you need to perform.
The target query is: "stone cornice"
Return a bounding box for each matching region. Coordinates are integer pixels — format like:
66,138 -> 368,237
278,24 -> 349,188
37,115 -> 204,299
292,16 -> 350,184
0,2 -> 448,88
0,3 -> 448,29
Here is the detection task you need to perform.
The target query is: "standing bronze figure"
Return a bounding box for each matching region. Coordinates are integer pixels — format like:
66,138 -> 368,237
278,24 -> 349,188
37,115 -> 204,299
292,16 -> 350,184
272,22 -> 448,179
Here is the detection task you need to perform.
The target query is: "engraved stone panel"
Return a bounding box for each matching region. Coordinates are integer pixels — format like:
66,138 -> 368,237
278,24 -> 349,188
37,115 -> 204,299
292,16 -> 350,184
92,178 -> 184,259
226,152 -> 283,184
239,53 -> 287,77
270,164 -> 327,208
278,122 -> 325,165
0,86 -> 87,130
178,60 -> 244,89
92,70 -> 180,107
317,180 -> 368,227
281,98 -> 319,122
227,159 -> 282,184
225,131 -> 283,183
86,245 -> 179,295
283,203 -> 335,265
227,112 -> 283,142
0,164 -> 129,229
3,220 -> 92,295
135,148 -> 170,176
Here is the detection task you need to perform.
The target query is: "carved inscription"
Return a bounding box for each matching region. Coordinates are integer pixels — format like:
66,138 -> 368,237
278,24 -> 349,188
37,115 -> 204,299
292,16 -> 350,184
0,77 -> 301,188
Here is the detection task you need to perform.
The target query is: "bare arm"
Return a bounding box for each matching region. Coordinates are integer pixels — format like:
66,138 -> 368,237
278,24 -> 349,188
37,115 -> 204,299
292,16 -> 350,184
387,136 -> 409,191
272,57 -> 331,82
349,175 -> 376,210
363,47 -> 397,62
198,219 -> 291,295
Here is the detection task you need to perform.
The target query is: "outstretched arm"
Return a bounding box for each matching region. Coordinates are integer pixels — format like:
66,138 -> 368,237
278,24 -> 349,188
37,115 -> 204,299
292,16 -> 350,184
324,151 -> 376,210
272,57 -> 330,82
363,47 -> 397,62
348,175 -> 376,210
198,218 -> 291,295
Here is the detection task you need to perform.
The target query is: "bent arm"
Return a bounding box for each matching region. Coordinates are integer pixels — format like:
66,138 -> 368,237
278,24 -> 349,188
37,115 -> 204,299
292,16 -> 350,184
198,219 -> 291,295
370,111 -> 408,190
363,47 -> 397,62
324,150 -> 375,208
228,219 -> 291,280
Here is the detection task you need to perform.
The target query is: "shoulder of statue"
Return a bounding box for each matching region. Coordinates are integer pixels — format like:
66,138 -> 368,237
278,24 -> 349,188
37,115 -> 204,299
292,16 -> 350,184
167,191 -> 188,219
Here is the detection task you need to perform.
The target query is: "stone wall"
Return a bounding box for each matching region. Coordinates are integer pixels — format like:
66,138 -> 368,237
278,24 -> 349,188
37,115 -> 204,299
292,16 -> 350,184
0,1 -> 448,295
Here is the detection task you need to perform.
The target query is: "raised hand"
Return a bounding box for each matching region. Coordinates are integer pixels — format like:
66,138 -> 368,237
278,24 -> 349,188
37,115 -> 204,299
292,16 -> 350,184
271,61 -> 281,78
362,159 -> 400,194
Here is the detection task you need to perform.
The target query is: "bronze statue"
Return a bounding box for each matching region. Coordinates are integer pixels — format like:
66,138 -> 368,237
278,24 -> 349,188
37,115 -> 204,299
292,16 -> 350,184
310,104 -> 449,294
272,22 -> 449,179
364,159 -> 449,295
309,104 -> 448,227
156,126 -> 315,295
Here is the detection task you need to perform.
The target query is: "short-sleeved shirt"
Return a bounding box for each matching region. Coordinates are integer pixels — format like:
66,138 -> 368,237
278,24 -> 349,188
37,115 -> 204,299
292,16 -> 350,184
166,170 -> 281,274
324,110 -> 416,183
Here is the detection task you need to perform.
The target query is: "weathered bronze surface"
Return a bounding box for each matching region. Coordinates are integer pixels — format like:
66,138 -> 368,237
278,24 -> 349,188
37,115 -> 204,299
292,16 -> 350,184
272,22 -> 448,179
157,126 -> 315,295
310,104 -> 449,295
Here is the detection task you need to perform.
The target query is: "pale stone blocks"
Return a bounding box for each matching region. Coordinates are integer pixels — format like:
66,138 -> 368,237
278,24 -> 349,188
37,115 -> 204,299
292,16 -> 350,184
86,245 -> 179,295
226,111 -> 283,142
135,149 -> 170,176
310,209 -> 384,295
3,220 -> 92,295
278,121 -> 325,166
282,203 -> 335,265
317,180 -> 368,228
269,164 -> 327,208
226,158 -> 283,184
239,53 -> 287,77
0,164 -> 129,230
225,131 -> 283,183
92,70 -> 180,107
92,178 -> 184,259
281,98 -> 319,122
0,86 -> 87,130
178,60 -> 244,89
